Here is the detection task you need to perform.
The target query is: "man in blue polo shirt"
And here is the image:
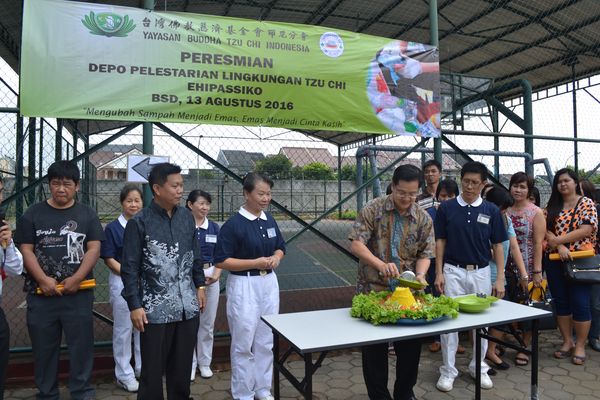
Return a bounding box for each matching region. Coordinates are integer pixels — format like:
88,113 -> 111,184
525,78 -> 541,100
434,161 -> 506,392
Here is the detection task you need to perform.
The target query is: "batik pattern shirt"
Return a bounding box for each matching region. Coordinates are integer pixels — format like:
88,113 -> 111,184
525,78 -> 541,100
548,196 -> 598,252
349,195 -> 435,294
121,201 -> 205,324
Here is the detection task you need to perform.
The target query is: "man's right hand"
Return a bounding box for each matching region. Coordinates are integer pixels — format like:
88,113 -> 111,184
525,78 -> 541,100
378,262 -> 400,278
434,274 -> 445,295
39,276 -> 61,296
131,308 -> 148,333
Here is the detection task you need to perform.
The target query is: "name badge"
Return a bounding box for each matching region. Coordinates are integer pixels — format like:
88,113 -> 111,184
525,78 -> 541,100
267,228 -> 277,238
477,213 -> 490,225
205,234 -> 217,243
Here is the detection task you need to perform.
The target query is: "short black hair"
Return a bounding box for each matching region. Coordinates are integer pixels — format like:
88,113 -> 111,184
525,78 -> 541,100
186,189 -> 212,208
436,178 -> 459,198
243,172 -> 274,193
460,161 -> 487,181
509,172 -> 534,196
148,163 -> 182,196
385,183 -> 393,195
47,160 -> 80,183
529,186 -> 541,207
485,186 -> 514,210
392,164 -> 422,187
119,184 -> 143,203
423,159 -> 442,172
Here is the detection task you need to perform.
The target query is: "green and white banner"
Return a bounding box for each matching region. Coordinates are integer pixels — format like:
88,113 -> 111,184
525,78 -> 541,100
21,0 -> 441,137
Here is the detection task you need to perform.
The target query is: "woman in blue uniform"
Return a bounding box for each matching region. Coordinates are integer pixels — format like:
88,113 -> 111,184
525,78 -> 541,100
186,189 -> 220,381
214,173 -> 285,400
101,184 -> 143,392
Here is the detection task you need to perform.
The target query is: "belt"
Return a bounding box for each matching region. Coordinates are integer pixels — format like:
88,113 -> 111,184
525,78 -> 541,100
202,263 -> 213,269
449,262 -> 488,270
229,269 -> 273,277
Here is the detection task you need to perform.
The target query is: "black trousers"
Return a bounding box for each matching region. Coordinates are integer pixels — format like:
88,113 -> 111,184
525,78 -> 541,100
362,338 -> 421,400
27,291 -> 95,400
0,307 -> 9,400
138,316 -> 199,400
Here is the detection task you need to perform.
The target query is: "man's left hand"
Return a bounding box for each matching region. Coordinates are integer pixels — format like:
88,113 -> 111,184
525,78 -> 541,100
60,276 -> 82,295
0,223 -> 12,247
415,273 -> 427,286
197,288 -> 207,312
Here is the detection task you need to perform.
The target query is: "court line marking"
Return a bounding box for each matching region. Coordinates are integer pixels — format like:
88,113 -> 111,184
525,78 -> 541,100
295,245 -> 352,286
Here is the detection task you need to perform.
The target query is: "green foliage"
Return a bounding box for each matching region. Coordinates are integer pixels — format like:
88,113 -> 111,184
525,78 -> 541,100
302,162 -> 335,180
254,154 -> 292,179
350,291 -> 459,325
338,210 -> 357,220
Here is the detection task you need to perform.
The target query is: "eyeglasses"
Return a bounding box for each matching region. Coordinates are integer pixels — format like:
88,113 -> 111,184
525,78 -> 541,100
461,179 -> 482,187
395,191 -> 418,199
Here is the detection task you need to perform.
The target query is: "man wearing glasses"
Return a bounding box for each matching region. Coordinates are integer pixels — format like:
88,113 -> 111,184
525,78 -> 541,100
434,161 -> 506,392
350,164 -> 435,400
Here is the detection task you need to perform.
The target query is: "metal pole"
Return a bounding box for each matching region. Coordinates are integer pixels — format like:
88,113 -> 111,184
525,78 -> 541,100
491,106 -> 500,179
430,0 -> 442,164
55,119 -> 63,162
572,64 -> 578,172
337,145 -> 342,218
15,116 -> 24,217
143,0 -> 154,205
28,118 -> 36,207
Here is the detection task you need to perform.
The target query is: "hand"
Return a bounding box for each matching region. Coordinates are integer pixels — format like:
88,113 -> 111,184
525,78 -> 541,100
130,308 -> 148,332
532,272 -> 543,288
492,280 -> 505,299
39,276 -> 61,296
270,255 -> 281,269
379,262 -> 399,278
519,278 -> 529,293
205,276 -> 218,285
557,244 -> 572,261
256,257 -> 272,269
60,276 -> 82,295
197,288 -> 207,313
0,223 -> 12,247
434,274 -> 445,295
415,273 -> 427,286
394,57 -> 422,79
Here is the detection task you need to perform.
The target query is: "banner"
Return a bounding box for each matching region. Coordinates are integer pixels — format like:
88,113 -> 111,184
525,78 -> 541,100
20,0 -> 441,137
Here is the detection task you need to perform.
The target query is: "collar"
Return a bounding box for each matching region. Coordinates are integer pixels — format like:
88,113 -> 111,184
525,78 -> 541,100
197,218 -> 209,230
457,194 -> 483,207
150,200 -> 178,217
239,206 -> 267,221
383,195 -> 418,220
118,214 -> 128,229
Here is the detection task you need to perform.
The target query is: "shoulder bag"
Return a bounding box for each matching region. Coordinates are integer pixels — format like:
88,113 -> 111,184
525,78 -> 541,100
563,197 -> 600,284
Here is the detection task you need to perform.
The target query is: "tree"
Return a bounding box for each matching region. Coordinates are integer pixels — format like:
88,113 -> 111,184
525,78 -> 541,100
339,165 -> 356,181
302,162 -> 335,180
254,154 -> 292,179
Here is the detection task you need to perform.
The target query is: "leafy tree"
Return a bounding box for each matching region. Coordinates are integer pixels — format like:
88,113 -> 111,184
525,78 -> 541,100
254,154 -> 292,179
302,162 -> 335,180
339,165 -> 356,181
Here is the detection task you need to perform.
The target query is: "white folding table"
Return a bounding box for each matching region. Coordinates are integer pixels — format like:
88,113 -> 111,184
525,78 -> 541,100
262,300 -> 551,400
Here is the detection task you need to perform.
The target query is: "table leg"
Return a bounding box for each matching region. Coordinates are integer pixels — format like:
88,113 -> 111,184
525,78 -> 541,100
531,318 -> 539,400
273,331 -> 280,400
475,328 -> 481,400
304,353 -> 313,400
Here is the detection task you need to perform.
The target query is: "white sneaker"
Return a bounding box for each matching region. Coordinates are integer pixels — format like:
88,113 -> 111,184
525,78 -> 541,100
199,366 -> 213,378
436,375 -> 454,392
470,371 -> 493,389
116,378 -> 139,392
256,395 -> 274,400
190,367 -> 196,382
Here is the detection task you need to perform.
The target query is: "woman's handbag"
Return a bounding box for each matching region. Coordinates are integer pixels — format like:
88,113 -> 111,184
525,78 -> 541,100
527,284 -> 556,331
560,196 -> 600,284
564,255 -> 600,284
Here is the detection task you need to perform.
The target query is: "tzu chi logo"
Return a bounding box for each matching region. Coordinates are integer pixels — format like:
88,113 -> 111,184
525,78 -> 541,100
82,11 -> 136,37
320,32 -> 344,58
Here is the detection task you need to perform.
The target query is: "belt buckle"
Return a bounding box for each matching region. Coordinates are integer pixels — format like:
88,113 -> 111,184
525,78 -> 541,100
259,270 -> 267,276
466,264 -> 475,271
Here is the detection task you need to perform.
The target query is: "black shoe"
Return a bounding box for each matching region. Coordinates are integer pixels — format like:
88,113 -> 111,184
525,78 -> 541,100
487,368 -> 497,376
589,338 -> 600,352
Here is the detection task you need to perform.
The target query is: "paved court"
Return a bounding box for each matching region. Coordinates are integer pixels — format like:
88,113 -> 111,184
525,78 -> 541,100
6,330 -> 600,399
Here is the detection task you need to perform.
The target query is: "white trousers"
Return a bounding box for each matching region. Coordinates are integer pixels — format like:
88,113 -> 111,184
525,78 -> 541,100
192,280 -> 220,370
226,272 -> 279,400
109,273 -> 141,381
439,263 -> 491,379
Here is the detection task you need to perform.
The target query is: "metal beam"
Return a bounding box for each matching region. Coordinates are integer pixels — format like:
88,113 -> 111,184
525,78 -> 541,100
356,0 -> 405,33
438,0 -> 511,41
392,0 -> 454,39
259,0 -> 280,20
441,0 -> 579,65
306,0 -> 344,26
